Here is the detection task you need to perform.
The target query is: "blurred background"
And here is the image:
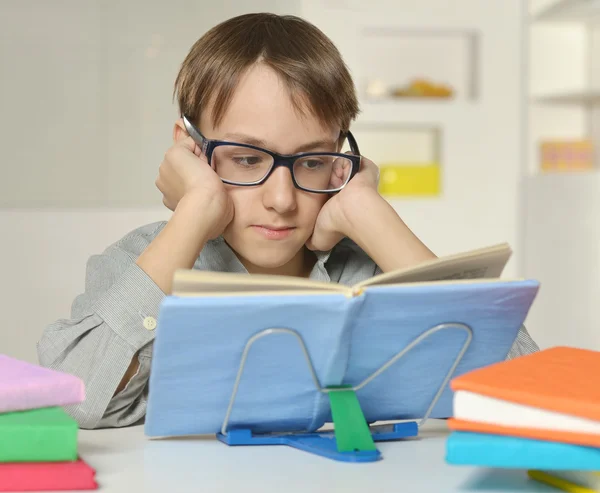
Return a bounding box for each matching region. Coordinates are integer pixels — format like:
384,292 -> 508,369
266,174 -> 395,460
1,0 -> 598,362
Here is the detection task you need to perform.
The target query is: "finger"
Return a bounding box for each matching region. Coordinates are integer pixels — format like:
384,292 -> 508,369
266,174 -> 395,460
329,173 -> 343,189
178,136 -> 197,153
305,237 -> 317,251
172,138 -> 209,168
162,197 -> 174,211
345,150 -> 360,164
332,158 -> 346,180
192,142 -> 202,157
334,164 -> 343,180
307,228 -> 344,252
359,156 -> 377,171
176,136 -> 204,159
188,137 -> 210,163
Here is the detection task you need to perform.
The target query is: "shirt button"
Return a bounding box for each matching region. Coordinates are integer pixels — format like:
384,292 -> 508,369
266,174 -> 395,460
143,316 -> 157,331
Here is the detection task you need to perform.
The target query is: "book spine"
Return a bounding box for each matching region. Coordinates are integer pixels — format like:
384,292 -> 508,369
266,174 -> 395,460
0,426 -> 78,463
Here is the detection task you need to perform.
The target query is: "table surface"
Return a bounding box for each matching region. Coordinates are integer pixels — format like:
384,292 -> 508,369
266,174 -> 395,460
71,420 -> 557,493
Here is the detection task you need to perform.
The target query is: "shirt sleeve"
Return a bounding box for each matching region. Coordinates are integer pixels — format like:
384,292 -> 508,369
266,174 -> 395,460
506,325 -> 539,359
36,224 -> 166,429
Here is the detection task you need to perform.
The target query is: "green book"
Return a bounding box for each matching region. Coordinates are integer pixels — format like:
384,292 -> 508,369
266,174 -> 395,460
0,407 -> 78,462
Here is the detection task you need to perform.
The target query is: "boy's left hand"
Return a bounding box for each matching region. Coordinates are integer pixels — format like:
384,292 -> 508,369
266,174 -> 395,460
306,155 -> 380,252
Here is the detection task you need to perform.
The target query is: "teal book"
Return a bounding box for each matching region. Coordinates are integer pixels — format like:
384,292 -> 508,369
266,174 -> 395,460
446,432 -> 600,470
145,242 -> 539,438
0,407 -> 78,462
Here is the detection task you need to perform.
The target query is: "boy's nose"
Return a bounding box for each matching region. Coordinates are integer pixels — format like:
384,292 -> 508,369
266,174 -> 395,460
261,167 -> 298,214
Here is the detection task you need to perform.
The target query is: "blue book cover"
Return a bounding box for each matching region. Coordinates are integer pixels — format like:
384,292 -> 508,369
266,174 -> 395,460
446,432 -> 600,470
145,279 -> 539,437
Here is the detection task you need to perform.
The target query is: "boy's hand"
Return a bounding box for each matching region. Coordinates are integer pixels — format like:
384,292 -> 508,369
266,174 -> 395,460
156,137 -> 234,239
306,155 -> 380,252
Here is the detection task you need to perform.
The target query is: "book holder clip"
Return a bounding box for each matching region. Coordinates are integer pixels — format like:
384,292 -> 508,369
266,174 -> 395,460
216,322 -> 473,462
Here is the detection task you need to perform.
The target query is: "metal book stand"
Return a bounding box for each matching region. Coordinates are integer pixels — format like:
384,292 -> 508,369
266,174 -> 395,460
216,322 -> 473,462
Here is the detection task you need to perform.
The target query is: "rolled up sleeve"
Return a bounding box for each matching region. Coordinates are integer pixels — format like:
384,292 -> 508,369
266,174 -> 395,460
37,223 -> 166,429
507,325 -> 539,359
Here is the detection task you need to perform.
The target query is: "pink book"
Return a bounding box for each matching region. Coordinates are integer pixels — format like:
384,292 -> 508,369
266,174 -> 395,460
0,458 -> 97,491
0,355 -> 85,413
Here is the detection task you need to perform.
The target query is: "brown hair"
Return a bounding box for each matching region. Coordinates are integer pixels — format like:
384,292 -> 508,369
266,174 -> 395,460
174,13 -> 359,132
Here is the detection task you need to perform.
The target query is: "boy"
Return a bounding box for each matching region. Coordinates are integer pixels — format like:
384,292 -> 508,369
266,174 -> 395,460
37,13 -> 538,429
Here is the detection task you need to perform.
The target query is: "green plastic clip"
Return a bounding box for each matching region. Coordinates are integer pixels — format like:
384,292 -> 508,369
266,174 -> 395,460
327,385 -> 376,452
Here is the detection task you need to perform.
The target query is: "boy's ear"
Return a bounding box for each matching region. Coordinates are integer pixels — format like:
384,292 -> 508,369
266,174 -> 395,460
173,118 -> 189,144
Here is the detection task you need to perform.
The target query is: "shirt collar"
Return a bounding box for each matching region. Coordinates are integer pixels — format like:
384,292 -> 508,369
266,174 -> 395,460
313,248 -> 333,266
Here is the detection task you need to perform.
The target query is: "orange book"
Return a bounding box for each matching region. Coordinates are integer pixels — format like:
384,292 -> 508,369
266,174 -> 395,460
447,346 -> 600,447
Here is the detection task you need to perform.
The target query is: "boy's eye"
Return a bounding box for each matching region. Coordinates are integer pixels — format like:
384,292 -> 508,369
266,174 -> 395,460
232,155 -> 262,166
299,159 -> 324,170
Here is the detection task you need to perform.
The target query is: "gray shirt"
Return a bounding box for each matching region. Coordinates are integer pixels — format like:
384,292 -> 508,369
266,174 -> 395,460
37,221 -> 539,429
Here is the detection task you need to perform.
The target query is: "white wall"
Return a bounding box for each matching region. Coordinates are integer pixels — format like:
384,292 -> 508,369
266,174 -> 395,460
523,174 -> 600,351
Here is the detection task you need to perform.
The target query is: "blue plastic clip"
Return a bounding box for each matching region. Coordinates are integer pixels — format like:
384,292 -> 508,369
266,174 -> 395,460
216,421 -> 418,463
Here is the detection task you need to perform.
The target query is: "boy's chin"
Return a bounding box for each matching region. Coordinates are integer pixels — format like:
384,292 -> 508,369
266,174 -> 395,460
242,250 -> 301,270
223,230 -> 311,273
233,241 -> 309,273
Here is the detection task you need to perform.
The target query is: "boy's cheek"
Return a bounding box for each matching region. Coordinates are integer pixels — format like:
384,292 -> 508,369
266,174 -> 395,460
226,190 -> 248,222
304,195 -> 329,225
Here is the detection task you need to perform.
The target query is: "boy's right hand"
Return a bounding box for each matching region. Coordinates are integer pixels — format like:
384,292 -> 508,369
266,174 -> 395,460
156,137 -> 234,239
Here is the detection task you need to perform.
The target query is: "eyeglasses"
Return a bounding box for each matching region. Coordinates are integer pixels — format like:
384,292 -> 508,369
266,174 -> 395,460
182,114 -> 361,193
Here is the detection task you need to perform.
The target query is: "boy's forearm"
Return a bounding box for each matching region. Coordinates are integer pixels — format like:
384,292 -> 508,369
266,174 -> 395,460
136,193 -> 214,294
117,194 -> 215,396
340,189 -> 436,273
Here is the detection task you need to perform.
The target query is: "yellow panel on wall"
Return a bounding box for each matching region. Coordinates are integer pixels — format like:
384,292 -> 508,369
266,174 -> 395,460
378,163 -> 441,197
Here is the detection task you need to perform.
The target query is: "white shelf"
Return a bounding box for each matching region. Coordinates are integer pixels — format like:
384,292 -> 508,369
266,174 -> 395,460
533,89 -> 600,104
533,0 -> 600,23
355,100 -> 479,126
528,169 -> 600,178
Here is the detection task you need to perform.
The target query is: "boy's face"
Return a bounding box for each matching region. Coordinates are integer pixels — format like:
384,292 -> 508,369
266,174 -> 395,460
199,64 -> 339,275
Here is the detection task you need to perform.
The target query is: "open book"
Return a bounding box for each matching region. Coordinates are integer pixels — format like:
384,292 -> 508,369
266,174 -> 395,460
171,242 -> 513,296
145,242 -> 539,438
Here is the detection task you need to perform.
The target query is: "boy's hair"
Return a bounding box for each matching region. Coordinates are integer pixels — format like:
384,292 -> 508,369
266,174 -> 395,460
174,13 -> 359,133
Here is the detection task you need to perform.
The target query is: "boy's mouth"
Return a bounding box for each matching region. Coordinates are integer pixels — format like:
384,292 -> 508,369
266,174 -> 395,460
252,225 -> 296,240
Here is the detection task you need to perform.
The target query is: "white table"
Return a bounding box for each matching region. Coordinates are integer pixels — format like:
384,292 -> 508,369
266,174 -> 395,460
76,420 -> 551,493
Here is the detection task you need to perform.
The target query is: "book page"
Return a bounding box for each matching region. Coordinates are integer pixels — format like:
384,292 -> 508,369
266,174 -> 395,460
357,243 -> 512,289
171,269 -> 346,296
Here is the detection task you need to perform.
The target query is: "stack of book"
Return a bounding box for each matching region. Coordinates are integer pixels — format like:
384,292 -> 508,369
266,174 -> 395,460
445,346 -> 600,492
0,354 -> 97,491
